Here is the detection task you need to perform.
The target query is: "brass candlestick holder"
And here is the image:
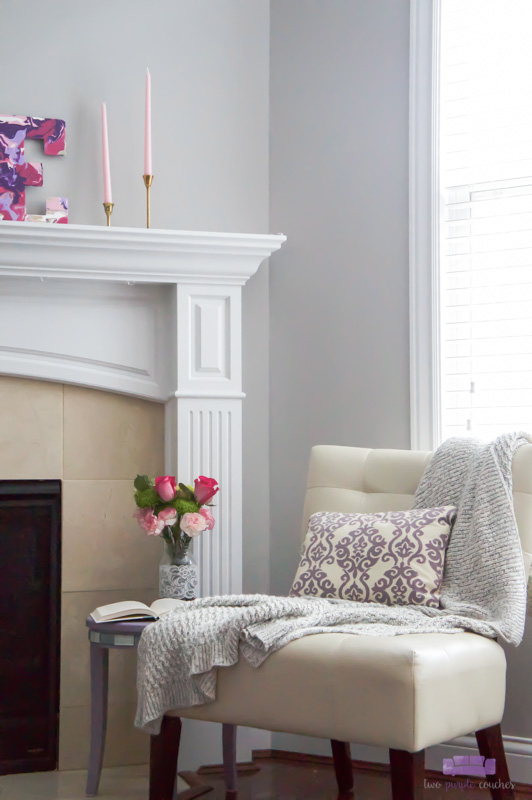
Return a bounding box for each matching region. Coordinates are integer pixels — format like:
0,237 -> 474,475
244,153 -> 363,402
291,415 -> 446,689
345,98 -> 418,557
143,174 -> 154,228
103,202 -> 114,227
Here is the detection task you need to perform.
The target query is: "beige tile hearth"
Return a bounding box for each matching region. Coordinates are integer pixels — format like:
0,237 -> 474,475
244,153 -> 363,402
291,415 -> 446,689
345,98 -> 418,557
63,385 -> 164,481
62,480 -> 161,592
60,589 -> 158,708
0,377 -> 63,479
59,703 -> 149,770
0,765 -> 147,800
0,766 -> 192,800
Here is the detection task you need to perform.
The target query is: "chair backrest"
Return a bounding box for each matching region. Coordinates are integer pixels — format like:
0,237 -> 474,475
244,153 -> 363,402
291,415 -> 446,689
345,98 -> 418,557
302,445 -> 532,574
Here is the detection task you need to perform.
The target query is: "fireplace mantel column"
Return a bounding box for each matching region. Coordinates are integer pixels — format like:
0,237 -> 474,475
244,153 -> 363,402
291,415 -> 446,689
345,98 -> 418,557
165,282 -> 244,596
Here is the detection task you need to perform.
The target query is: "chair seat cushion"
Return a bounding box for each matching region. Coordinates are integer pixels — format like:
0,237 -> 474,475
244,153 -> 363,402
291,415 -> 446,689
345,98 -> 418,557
170,631 -> 506,752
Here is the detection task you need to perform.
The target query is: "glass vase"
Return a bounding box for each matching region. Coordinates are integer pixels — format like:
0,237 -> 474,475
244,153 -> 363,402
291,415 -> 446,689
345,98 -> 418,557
159,540 -> 198,600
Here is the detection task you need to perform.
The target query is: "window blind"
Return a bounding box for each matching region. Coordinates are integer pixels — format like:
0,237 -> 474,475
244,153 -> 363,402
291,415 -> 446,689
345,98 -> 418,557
439,0 -> 532,441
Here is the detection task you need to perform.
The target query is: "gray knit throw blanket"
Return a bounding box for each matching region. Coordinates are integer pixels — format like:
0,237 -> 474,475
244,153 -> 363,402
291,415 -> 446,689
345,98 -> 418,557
136,433 -> 529,734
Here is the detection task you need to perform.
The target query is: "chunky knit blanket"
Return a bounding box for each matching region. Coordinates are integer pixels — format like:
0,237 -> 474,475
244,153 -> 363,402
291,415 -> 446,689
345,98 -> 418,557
136,433 -> 529,734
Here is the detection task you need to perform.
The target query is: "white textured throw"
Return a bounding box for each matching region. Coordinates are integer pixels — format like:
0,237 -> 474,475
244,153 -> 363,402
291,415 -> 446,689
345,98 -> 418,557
136,434 -> 529,734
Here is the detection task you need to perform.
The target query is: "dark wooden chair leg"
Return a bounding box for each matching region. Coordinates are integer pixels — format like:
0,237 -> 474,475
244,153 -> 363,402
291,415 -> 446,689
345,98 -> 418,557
389,749 -> 424,800
150,716 -> 182,800
476,724 -> 515,799
331,740 -> 354,799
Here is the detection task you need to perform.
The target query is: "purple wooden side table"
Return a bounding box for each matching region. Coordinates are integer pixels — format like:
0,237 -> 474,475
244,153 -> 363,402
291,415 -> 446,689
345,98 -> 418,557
85,616 -> 238,798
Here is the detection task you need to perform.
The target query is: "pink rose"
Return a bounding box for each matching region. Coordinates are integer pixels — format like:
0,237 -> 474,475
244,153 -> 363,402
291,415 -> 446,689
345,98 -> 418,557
133,507 -> 165,536
154,476 -> 177,502
194,475 -> 219,505
180,512 -> 208,537
199,507 -> 215,531
158,507 -> 178,528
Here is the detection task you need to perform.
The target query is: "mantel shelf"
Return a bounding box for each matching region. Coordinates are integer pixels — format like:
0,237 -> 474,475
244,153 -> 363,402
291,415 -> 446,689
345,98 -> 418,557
0,221 -> 286,284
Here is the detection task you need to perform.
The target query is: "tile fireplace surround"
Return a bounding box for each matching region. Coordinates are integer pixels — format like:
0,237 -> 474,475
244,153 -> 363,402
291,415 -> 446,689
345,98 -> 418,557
0,221 -> 285,768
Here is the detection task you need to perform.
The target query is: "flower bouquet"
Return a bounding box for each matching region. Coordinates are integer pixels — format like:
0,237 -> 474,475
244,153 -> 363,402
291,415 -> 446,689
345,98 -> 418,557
133,473 -> 219,599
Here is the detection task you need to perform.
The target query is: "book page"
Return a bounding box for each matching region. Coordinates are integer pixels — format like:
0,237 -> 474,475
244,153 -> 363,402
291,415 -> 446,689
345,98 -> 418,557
91,600 -> 153,622
150,598 -> 188,616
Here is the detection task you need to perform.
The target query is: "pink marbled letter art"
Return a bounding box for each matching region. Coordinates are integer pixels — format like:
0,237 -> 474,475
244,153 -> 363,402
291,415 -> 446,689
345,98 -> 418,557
0,115 -> 66,222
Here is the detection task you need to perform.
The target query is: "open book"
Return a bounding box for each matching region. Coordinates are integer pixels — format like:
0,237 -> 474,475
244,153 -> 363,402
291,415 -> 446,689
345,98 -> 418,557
90,598 -> 187,623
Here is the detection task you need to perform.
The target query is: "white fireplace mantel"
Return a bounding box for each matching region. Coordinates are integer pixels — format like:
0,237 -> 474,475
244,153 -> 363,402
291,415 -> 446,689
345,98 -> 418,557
0,221 -> 286,597
0,221 -> 284,284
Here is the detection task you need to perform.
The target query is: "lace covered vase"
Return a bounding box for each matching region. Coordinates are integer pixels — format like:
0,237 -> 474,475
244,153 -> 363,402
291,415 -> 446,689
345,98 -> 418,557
159,541 -> 198,600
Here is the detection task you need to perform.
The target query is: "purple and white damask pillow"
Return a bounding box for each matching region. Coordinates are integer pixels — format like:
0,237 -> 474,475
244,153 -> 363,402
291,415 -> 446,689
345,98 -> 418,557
290,507 -> 456,608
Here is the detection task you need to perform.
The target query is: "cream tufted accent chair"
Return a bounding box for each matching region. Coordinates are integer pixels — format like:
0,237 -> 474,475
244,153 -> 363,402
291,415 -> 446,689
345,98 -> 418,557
149,445 -> 532,800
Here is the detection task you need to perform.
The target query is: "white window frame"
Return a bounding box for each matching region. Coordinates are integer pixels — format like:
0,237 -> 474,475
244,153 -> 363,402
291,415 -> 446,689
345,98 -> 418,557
409,0 -> 442,449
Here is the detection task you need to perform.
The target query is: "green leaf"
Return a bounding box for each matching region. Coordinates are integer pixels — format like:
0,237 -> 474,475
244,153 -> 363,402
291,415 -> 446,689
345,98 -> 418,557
178,483 -> 195,500
135,487 -> 159,508
134,474 -> 152,492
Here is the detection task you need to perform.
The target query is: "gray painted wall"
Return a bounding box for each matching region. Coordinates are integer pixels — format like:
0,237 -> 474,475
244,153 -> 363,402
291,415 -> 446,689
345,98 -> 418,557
269,0 -> 411,598
0,0 -> 270,767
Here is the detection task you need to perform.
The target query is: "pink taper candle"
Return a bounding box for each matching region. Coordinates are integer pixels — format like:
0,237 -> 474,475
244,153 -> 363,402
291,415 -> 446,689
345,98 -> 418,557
145,68 -> 152,175
101,103 -> 112,203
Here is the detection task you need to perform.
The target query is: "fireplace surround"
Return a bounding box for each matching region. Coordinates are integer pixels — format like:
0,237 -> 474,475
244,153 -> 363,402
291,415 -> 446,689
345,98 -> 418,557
0,221 -> 284,770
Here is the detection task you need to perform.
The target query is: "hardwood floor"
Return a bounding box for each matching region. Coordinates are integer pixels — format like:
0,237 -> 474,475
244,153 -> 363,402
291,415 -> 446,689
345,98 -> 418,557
184,750 -> 532,800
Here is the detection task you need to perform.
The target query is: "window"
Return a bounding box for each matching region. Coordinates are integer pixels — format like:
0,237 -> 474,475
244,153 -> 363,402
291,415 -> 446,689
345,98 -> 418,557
410,0 -> 532,447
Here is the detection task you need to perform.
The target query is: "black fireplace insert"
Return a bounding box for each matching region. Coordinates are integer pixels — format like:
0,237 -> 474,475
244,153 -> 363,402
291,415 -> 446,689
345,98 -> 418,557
0,480 -> 61,775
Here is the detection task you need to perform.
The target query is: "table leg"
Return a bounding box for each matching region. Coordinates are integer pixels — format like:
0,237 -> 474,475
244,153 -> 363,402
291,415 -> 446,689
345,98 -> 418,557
222,723 -> 238,799
86,644 -> 109,797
